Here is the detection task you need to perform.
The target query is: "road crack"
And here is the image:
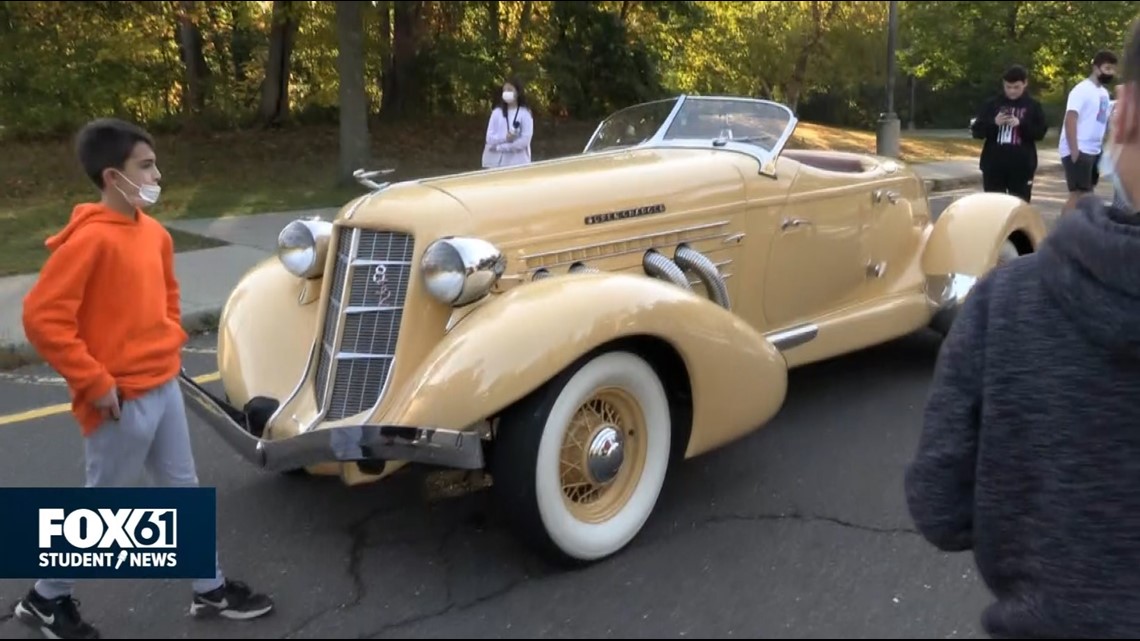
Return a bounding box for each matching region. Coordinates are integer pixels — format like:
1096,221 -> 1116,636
280,503 -> 409,639
285,502 -> 916,638
360,576 -> 531,639
698,510 -> 919,536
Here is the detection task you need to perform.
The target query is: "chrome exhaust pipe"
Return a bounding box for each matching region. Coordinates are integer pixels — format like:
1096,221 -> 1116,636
569,262 -> 600,274
643,250 -> 692,291
675,245 -> 730,309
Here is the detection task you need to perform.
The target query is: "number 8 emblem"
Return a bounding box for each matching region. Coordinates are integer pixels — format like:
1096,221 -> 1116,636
371,264 -> 392,305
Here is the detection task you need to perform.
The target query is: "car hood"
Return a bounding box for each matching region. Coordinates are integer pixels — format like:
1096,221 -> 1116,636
338,146 -> 754,283
413,147 -> 751,244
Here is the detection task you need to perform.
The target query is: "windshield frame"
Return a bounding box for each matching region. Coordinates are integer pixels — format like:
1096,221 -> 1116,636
582,95 -> 800,177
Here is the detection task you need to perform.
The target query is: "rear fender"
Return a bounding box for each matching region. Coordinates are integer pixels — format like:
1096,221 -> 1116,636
920,192 -> 1048,331
922,192 -> 1047,277
375,272 -> 789,461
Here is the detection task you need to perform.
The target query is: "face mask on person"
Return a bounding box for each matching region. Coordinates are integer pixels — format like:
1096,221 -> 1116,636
114,171 -> 161,206
1099,72 -> 1116,85
502,91 -> 516,104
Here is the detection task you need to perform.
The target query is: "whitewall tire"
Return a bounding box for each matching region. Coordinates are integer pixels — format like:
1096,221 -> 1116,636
491,350 -> 673,566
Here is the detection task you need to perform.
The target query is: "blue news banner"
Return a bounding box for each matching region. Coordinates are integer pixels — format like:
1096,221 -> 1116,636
0,488 -> 217,579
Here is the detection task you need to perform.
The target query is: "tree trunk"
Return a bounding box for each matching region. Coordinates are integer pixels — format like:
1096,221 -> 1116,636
336,0 -> 371,183
176,0 -> 210,116
381,1 -> 423,119
258,0 -> 297,126
619,0 -> 634,24
509,0 -> 532,70
784,0 -> 840,114
487,0 -> 499,45
229,1 -> 257,83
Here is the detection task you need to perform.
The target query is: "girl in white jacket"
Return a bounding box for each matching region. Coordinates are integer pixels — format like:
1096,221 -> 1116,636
482,79 -> 534,168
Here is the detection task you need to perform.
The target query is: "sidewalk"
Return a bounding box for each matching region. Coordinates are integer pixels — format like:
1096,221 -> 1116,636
918,149 -> 1063,193
0,155 -> 1063,370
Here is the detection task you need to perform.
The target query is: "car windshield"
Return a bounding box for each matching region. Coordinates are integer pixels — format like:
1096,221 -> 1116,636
584,96 -> 796,155
583,98 -> 679,152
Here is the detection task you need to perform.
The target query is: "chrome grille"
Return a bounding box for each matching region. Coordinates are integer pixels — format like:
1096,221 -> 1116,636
314,226 -> 415,421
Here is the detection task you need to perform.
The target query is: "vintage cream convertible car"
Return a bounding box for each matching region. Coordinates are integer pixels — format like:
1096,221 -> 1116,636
181,95 -> 1047,565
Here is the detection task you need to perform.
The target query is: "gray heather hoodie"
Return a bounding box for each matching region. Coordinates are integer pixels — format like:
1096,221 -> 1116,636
905,195 -> 1140,639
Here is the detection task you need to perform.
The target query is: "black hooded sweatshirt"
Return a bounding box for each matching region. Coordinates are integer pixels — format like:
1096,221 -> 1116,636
971,92 -> 1049,175
905,195 -> 1140,639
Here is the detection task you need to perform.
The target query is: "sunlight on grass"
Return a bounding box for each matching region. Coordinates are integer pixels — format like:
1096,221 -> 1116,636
790,122 -> 982,161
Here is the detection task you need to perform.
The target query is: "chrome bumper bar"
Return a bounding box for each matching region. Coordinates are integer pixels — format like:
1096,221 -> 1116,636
177,370 -> 485,472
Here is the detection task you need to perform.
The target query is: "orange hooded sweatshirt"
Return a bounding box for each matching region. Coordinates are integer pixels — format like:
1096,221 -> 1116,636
22,203 -> 189,436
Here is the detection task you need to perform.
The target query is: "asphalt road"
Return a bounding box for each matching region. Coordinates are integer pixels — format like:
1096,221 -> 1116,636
0,174 -> 1114,640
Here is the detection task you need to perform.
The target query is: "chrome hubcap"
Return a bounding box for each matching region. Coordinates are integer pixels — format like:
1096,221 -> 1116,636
586,425 -> 625,485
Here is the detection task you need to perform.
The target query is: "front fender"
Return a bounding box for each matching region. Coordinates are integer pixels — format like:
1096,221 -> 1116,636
216,257 -> 321,409
921,192 -> 1048,277
375,272 -> 789,460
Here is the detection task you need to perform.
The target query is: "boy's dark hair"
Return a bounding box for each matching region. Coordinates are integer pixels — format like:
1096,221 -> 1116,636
1003,64 -> 1028,84
75,118 -> 155,190
1093,49 -> 1119,68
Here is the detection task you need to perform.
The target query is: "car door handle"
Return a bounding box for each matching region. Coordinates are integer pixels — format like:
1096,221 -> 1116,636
781,218 -> 814,231
873,189 -> 900,204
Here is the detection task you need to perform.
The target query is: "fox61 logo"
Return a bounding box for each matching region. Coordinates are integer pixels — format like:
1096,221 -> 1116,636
38,508 -> 179,571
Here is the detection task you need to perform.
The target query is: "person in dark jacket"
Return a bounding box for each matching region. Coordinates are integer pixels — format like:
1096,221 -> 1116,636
970,64 -> 1049,202
906,19 -> 1140,639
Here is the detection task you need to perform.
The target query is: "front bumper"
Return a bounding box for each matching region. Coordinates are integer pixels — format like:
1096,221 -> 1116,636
177,370 -> 485,472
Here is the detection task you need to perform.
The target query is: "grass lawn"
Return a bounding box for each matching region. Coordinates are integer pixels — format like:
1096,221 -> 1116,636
0,115 -> 980,277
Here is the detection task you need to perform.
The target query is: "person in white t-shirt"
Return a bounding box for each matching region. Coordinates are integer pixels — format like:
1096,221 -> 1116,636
482,78 -> 534,169
1059,50 -> 1118,214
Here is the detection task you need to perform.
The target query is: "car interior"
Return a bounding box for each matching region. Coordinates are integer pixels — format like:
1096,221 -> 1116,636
781,149 -> 882,174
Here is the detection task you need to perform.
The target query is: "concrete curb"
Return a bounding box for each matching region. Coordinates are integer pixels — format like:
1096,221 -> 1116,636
0,310 -> 221,372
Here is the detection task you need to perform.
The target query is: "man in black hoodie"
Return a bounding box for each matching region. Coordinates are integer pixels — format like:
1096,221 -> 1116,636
906,19 -> 1140,640
971,65 -> 1049,202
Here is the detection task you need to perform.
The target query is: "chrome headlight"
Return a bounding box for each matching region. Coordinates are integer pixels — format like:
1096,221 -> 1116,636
421,237 -> 506,306
277,219 -> 333,279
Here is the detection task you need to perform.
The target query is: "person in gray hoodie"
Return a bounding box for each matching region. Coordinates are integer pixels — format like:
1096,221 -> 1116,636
905,18 -> 1140,640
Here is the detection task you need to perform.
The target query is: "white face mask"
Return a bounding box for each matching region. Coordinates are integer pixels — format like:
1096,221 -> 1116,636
138,183 -> 162,205
115,172 -> 161,206
502,91 -> 516,104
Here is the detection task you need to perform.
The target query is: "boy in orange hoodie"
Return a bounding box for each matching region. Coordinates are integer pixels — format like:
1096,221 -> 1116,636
12,118 -> 274,640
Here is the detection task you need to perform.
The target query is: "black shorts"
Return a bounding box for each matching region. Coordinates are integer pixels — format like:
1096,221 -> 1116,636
1062,152 -> 1101,192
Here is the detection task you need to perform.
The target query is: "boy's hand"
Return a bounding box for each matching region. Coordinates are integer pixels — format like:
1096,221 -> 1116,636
94,387 -> 120,421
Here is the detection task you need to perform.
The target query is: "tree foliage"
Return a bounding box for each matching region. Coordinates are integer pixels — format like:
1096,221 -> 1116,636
1,0 -> 1137,141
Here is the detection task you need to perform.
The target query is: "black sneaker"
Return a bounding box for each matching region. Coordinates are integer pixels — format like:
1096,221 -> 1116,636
189,580 -> 274,620
13,588 -> 100,639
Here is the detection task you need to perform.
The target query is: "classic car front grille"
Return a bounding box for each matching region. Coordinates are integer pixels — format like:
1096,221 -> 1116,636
314,226 -> 415,421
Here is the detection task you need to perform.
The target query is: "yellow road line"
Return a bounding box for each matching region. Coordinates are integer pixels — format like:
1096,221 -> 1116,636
0,372 -> 221,427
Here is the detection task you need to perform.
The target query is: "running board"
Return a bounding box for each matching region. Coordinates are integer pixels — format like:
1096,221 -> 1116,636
765,324 -> 818,352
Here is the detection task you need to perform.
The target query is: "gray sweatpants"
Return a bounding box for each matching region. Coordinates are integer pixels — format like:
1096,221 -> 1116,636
34,376 -> 225,598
